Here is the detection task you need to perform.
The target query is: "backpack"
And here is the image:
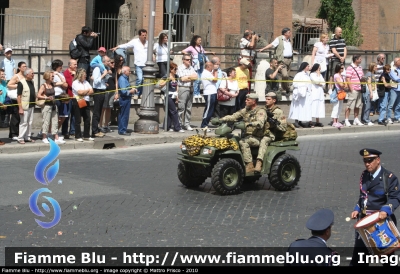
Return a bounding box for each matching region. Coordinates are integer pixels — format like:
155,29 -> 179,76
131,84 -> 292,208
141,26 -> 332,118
69,38 -> 82,60
194,46 -> 206,66
281,122 -> 298,141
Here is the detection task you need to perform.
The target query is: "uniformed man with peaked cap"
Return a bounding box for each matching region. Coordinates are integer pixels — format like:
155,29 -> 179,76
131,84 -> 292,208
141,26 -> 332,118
285,208 -> 338,266
349,148 -> 400,266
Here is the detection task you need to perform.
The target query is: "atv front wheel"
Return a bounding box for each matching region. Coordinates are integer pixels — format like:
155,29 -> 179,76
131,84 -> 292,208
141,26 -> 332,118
269,154 -> 301,191
211,158 -> 244,195
177,161 -> 206,188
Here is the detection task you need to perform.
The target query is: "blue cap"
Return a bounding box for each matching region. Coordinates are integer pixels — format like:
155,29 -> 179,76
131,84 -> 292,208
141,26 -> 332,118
306,209 -> 334,231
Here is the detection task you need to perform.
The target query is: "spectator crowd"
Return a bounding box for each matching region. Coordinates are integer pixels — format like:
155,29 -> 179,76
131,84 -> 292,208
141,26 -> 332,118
0,25 -> 399,146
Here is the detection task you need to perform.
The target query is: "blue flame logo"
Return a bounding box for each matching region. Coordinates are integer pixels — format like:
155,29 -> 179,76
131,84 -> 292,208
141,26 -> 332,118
29,138 -> 62,228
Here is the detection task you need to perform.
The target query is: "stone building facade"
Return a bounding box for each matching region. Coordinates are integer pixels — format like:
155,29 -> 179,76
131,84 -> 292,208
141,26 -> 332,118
1,0 -> 399,51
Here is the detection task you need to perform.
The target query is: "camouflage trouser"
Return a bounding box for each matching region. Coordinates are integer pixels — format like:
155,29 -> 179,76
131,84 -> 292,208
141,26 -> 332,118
258,136 -> 273,161
239,136 -> 261,163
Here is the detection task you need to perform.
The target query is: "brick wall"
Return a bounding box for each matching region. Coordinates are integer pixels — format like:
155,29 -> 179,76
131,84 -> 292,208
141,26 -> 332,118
49,0 -> 86,50
359,0 -> 379,50
210,0 -> 241,47
273,0 -> 292,39
142,0 -> 164,37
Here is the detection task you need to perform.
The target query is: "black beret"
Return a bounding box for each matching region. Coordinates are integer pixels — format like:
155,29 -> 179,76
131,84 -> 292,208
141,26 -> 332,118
359,148 -> 382,158
306,209 -> 334,231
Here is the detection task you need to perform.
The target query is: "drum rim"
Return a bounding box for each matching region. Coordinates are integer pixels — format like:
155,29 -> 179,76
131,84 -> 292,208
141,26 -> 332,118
354,212 -> 380,229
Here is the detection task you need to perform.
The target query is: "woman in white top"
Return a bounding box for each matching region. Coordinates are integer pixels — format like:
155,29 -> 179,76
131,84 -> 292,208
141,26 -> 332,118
51,59 -> 69,133
71,68 -> 94,142
330,63 -> 348,128
218,67 -> 239,117
7,61 -> 27,140
153,33 -> 170,78
309,63 -> 326,126
289,62 -> 312,128
311,33 -> 333,79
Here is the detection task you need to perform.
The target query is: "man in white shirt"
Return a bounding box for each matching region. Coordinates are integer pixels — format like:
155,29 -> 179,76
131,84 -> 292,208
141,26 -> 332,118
91,55 -> 110,138
176,54 -> 198,131
111,29 -> 148,99
200,62 -> 218,130
259,28 -> 294,94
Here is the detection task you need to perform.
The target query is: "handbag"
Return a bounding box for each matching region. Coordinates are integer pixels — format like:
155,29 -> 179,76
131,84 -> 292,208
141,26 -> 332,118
193,46 -> 207,66
77,98 -> 87,108
217,80 -> 231,102
337,90 -> 346,100
7,88 -> 17,100
330,87 -> 338,104
351,65 -> 366,93
36,97 -> 45,107
371,89 -> 379,101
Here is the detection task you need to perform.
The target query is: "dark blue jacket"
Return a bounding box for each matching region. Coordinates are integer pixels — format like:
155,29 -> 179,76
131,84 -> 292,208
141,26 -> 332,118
354,167 -> 400,216
285,236 -> 338,266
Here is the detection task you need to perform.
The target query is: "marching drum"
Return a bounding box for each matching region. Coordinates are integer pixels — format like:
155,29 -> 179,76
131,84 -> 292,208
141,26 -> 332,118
354,212 -> 400,255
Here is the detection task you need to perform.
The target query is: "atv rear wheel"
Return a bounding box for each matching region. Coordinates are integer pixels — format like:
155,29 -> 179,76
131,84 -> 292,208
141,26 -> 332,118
177,161 -> 206,188
211,158 -> 244,195
269,153 -> 301,191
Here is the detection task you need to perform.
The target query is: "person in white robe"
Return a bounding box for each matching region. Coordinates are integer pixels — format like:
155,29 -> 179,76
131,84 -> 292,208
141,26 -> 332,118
309,63 -> 326,126
289,62 -> 312,128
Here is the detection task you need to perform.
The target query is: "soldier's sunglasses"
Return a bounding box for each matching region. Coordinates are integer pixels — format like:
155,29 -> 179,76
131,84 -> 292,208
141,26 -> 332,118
363,157 -> 377,163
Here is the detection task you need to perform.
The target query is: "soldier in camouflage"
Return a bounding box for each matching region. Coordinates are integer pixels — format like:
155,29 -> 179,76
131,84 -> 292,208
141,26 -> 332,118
218,93 -> 267,174
255,92 -> 288,173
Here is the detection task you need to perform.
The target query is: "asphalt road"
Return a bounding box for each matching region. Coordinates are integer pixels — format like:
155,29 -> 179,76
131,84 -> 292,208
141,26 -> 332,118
1,131 -> 400,265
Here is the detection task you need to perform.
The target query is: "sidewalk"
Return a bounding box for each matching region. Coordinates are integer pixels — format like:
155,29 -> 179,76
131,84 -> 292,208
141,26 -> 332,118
0,115 -> 399,154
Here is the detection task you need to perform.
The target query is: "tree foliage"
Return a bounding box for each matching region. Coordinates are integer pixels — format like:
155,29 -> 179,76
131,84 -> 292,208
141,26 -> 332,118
317,0 -> 363,47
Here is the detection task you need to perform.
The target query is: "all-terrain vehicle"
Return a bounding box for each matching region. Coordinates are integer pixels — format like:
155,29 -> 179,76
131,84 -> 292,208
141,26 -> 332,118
177,121 -> 301,195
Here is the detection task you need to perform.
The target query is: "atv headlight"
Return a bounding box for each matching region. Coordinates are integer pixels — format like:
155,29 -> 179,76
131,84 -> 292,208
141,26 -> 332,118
180,144 -> 186,152
202,148 -> 212,155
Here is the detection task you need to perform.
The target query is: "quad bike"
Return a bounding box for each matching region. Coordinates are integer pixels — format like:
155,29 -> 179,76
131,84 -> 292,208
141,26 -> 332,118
177,121 -> 301,195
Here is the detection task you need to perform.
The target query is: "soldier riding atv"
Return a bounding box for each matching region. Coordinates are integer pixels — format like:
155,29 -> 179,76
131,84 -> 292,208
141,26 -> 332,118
177,92 -> 301,195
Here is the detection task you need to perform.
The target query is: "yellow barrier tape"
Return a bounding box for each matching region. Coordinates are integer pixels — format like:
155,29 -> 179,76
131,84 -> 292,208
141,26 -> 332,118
4,76 -> 395,107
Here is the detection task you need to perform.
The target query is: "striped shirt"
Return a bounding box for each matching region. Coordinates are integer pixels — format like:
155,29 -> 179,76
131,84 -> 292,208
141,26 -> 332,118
346,63 -> 363,91
177,64 -> 196,87
329,35 -> 346,62
375,63 -> 384,82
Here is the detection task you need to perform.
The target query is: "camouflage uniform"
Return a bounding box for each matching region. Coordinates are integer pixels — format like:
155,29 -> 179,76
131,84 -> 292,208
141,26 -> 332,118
220,106 -> 267,163
258,105 -> 288,160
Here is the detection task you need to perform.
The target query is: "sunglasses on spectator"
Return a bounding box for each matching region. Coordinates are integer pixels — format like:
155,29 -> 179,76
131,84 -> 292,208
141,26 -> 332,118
110,62 -> 115,64
184,59 -> 191,61
363,157 -> 377,163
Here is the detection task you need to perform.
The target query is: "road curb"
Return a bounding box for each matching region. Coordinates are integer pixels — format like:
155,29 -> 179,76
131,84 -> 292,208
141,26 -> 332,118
0,124 -> 399,154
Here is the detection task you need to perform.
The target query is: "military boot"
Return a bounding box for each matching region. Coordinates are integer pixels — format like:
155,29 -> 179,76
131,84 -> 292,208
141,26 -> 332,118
254,160 -> 263,173
245,162 -> 255,174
